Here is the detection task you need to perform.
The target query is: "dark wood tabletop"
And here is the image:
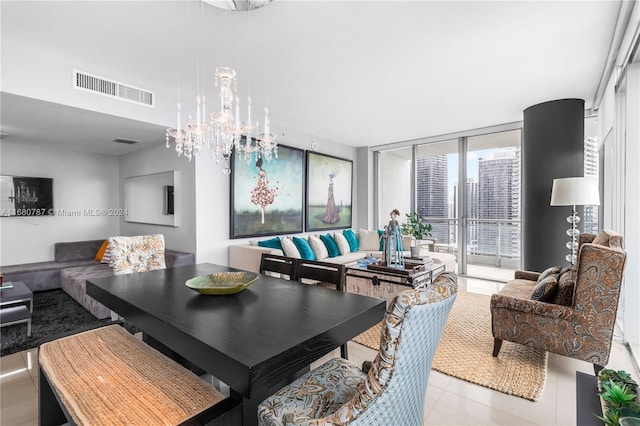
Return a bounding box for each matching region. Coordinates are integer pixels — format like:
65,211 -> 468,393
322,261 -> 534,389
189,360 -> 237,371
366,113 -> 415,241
86,263 -> 385,425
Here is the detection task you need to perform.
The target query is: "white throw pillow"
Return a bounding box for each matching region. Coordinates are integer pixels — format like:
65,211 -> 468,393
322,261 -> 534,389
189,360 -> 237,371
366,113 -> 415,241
308,234 -> 329,260
359,229 -> 381,251
333,232 -> 350,255
281,237 -> 301,259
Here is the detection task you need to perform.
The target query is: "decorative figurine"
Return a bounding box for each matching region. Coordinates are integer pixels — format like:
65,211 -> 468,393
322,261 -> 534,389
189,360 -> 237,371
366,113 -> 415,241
385,209 -> 405,268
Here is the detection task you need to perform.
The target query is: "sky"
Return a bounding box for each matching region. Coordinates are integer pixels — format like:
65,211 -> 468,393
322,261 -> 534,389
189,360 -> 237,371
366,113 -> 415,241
446,148 -> 496,197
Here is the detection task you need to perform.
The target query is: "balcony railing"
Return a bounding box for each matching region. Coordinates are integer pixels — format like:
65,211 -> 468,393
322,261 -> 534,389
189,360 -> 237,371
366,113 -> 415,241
422,217 -> 521,270
421,217 -> 600,273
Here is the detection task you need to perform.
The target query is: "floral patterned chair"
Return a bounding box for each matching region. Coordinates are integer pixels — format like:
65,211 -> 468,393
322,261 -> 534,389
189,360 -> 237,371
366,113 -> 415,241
490,230 -> 627,371
257,272 -> 458,426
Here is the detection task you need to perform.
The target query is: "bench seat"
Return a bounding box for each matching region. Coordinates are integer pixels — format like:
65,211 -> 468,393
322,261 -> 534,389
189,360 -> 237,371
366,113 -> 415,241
39,325 -> 238,425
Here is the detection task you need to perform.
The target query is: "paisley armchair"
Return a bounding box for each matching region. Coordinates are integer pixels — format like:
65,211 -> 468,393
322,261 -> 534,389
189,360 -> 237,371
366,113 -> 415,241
490,230 -> 627,370
257,273 -> 457,426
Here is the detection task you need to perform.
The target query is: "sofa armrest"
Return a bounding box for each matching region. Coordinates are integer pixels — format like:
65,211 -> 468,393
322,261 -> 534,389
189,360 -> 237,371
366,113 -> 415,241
490,293 -> 574,320
514,270 -> 541,281
229,245 -> 284,274
55,239 -> 106,262
165,249 -> 195,268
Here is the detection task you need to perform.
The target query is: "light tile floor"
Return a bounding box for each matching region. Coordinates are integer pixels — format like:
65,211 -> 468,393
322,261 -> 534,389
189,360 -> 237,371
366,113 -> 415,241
1,276 -> 638,426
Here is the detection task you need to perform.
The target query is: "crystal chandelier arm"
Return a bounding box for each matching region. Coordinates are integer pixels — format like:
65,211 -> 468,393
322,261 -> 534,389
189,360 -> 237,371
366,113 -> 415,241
177,103 -> 182,133
247,97 -> 252,130
202,96 -> 206,127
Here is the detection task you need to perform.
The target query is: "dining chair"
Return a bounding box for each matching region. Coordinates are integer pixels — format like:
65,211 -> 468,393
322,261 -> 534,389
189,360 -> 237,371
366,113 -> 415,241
297,259 -> 348,358
257,272 -> 458,426
259,253 -> 299,280
297,259 -> 345,291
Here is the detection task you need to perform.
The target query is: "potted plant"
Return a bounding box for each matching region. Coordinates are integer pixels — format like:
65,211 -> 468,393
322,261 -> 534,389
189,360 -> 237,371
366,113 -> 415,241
401,211 -> 433,257
597,369 -> 640,426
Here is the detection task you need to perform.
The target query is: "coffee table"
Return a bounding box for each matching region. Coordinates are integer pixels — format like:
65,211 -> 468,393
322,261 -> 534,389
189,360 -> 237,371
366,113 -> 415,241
0,281 -> 33,312
345,261 -> 446,306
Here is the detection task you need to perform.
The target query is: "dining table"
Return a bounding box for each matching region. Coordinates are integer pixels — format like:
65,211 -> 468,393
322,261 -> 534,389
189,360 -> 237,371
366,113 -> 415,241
86,263 -> 386,426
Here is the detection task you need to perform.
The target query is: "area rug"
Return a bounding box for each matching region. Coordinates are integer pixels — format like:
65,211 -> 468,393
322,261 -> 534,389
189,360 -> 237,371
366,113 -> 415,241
1,289 -> 137,357
352,291 -> 548,401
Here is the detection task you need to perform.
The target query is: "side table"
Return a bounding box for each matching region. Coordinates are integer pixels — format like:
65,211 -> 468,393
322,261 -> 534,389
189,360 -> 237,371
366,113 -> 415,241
0,305 -> 32,336
0,281 -> 33,312
0,281 -> 33,336
576,371 -> 603,426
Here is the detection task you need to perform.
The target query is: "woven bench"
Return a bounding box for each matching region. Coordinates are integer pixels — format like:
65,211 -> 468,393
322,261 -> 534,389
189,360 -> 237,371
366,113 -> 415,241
0,305 -> 31,336
38,325 -> 240,426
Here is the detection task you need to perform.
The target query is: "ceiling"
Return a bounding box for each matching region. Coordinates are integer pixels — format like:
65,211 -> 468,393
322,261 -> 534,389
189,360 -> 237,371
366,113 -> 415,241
0,1 -> 623,156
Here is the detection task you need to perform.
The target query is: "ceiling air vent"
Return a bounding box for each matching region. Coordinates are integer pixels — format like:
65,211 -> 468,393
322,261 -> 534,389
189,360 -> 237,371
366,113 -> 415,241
113,138 -> 139,145
73,70 -> 154,107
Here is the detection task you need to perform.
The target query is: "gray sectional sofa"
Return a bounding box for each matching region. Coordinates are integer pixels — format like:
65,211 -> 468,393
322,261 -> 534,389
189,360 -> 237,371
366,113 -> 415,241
1,239 -> 194,319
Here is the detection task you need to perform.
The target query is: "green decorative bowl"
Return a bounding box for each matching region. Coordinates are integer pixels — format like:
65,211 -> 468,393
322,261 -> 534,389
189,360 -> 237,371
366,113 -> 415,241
185,271 -> 259,295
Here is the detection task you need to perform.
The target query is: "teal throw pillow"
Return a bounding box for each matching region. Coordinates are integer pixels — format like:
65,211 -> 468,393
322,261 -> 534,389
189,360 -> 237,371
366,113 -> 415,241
343,229 -> 359,252
378,229 -> 384,251
292,237 -> 316,261
257,237 -> 283,251
320,233 -> 340,258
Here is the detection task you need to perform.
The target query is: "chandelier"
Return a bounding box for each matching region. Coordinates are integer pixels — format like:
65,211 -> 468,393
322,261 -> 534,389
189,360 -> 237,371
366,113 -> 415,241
166,1 -> 277,174
166,67 -> 277,174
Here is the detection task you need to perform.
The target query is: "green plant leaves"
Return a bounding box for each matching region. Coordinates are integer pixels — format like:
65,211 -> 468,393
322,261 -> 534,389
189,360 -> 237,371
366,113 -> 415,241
401,211 -> 433,240
597,371 -> 640,426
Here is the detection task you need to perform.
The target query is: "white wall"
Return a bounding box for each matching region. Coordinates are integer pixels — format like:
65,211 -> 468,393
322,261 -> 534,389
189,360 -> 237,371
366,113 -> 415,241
356,147 -> 374,229
124,171 -> 177,226
0,141 -> 119,265
119,144 -> 196,255
0,2 -> 190,129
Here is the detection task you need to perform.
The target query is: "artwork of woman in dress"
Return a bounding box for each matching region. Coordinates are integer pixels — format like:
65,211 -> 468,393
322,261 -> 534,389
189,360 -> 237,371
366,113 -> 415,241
250,156 -> 279,224
323,172 -> 342,224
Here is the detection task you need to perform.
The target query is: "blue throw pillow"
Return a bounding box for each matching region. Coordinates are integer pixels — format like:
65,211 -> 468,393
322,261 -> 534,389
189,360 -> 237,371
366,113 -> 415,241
258,237 -> 283,251
320,233 -> 340,258
343,229 -> 359,252
378,229 -> 384,251
292,237 -> 316,261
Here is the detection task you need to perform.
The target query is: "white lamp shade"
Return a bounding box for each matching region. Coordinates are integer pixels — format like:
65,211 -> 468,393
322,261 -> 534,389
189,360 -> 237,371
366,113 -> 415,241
550,176 -> 600,206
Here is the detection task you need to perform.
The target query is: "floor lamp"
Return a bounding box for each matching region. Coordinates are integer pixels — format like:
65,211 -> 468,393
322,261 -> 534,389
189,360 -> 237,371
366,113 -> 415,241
550,176 -> 600,264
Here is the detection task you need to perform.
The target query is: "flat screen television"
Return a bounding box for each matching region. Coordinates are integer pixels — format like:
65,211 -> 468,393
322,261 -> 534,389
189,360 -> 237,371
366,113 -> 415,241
0,176 -> 54,217
164,185 -> 174,215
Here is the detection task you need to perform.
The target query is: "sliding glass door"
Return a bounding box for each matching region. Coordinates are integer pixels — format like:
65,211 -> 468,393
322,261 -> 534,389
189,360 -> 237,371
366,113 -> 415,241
465,130 -> 521,280
376,128 -> 522,279
415,140 -> 459,261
